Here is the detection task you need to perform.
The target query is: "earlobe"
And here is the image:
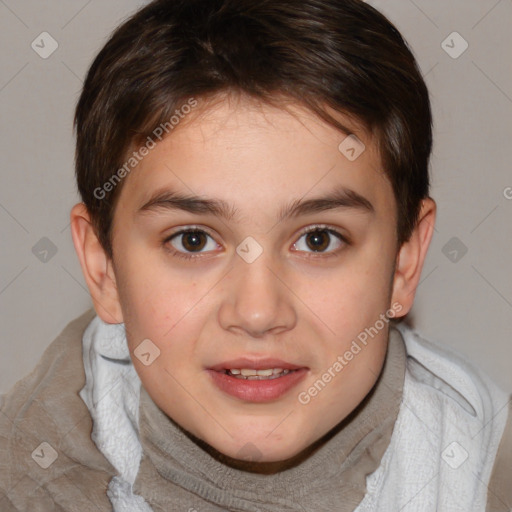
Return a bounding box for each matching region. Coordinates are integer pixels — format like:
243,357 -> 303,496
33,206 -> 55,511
70,203 -> 123,324
391,198 -> 437,317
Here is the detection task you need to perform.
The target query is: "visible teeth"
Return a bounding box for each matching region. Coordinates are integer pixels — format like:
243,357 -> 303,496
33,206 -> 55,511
226,368 -> 293,380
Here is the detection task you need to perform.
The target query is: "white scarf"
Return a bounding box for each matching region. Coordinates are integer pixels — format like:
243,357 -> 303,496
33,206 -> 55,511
79,316 -> 152,511
79,316 -> 509,511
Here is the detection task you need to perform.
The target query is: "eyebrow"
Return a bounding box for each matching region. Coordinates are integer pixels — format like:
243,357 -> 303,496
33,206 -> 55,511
137,185 -> 374,222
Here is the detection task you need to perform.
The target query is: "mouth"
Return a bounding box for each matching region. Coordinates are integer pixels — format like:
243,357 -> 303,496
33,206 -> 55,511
223,367 -> 297,380
206,358 -> 309,402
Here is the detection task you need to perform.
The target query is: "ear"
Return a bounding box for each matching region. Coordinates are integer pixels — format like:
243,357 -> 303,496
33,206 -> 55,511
70,203 -> 123,324
391,198 -> 436,317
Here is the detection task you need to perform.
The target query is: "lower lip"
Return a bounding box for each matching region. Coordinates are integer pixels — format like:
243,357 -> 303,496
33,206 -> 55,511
206,369 -> 308,402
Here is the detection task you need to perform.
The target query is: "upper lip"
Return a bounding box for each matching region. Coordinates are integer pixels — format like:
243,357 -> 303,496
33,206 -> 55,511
208,358 -> 307,371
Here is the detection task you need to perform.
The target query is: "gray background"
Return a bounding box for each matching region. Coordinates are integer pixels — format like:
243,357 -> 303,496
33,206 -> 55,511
0,0 -> 511,394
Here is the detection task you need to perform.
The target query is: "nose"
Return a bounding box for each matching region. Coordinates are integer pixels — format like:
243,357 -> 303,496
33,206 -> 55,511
217,252 -> 297,338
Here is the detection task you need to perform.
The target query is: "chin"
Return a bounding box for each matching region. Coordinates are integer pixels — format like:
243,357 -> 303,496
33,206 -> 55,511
218,431 -> 308,464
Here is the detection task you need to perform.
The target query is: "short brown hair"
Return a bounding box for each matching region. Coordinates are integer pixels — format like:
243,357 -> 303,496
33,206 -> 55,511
74,0 -> 432,259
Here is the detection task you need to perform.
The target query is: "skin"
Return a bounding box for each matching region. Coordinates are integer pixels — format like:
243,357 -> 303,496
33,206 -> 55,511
71,93 -> 436,473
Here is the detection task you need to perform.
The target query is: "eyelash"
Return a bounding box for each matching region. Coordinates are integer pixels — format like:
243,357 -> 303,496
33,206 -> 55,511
162,224 -> 350,261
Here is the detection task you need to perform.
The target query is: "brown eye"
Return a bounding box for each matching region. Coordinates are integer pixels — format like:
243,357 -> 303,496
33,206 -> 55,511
293,227 -> 346,255
181,231 -> 207,251
167,229 -> 217,255
305,230 -> 330,252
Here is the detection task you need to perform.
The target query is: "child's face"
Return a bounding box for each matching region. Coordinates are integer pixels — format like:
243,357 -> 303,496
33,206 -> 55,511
106,96 -> 405,464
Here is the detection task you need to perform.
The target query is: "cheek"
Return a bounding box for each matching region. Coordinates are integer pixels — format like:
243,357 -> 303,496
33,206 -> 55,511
304,261 -> 391,325
115,248 -> 194,330
116,273 -> 209,374
351,242 -> 395,302
297,258 -> 393,365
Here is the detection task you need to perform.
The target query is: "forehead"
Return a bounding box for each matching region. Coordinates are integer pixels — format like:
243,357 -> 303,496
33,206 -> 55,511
117,96 -> 393,221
